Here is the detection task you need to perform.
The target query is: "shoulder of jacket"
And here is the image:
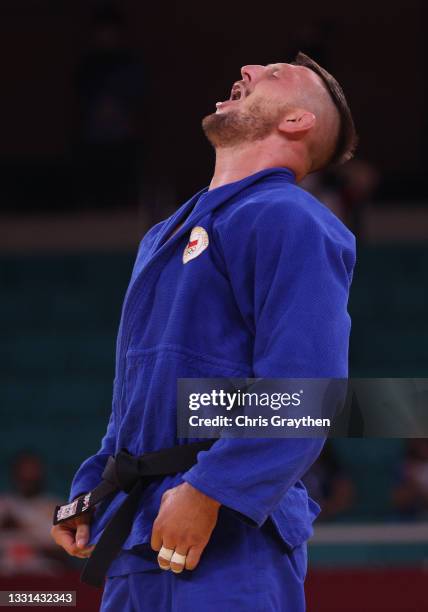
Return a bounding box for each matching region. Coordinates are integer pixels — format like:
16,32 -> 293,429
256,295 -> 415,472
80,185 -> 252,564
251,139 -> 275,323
213,183 -> 355,252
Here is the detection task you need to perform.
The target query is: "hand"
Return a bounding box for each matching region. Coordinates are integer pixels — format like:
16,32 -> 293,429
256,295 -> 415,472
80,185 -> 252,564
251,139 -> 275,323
151,482 -> 220,573
50,512 -> 95,559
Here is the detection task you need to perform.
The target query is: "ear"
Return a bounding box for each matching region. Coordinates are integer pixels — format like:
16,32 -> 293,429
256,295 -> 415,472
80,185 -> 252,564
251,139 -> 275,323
278,109 -> 316,139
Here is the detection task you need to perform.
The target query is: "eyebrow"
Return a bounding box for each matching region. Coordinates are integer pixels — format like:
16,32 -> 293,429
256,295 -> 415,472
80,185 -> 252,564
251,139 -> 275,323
266,63 -> 284,73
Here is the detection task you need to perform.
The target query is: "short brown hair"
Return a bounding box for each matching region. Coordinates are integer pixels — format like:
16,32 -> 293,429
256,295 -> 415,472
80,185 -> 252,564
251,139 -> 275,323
292,51 -> 358,165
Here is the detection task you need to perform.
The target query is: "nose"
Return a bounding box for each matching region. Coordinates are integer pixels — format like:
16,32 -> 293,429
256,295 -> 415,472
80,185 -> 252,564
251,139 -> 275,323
240,65 -> 265,83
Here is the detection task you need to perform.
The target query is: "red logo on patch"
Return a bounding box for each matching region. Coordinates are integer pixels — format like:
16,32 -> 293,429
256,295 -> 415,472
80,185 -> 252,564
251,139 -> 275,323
183,227 -> 209,264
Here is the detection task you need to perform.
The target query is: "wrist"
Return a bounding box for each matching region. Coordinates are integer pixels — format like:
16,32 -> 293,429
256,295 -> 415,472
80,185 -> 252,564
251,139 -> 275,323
182,481 -> 221,509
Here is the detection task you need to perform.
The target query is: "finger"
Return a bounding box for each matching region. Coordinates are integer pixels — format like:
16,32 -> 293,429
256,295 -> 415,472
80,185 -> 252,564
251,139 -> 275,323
185,545 -> 204,571
52,526 -> 94,558
157,534 -> 178,570
64,541 -> 95,558
73,545 -> 95,559
157,542 -> 175,570
161,489 -> 171,502
67,542 -> 95,558
170,545 -> 189,574
150,523 -> 163,552
76,523 -> 90,549
52,527 -> 77,555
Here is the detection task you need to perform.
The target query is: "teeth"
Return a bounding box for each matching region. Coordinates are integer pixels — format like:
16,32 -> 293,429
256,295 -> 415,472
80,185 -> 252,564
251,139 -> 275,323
216,102 -> 223,107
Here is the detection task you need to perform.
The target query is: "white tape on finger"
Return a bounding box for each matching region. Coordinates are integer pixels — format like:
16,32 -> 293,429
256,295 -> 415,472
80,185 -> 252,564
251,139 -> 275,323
171,551 -> 187,566
158,546 -> 174,562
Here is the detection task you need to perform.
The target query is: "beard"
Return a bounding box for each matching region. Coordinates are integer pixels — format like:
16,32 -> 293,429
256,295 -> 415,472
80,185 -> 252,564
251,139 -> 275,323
202,98 -> 288,148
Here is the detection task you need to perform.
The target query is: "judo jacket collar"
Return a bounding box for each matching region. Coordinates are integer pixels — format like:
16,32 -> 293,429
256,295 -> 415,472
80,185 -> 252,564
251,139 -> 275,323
148,166 -> 296,268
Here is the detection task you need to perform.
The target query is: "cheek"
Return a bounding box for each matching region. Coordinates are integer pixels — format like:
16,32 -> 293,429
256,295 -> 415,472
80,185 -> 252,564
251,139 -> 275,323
245,93 -> 282,118
243,91 -> 266,109
249,85 -> 285,108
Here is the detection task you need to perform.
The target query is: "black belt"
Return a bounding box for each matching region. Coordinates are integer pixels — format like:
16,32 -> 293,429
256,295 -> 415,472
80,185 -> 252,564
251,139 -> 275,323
53,440 -> 216,587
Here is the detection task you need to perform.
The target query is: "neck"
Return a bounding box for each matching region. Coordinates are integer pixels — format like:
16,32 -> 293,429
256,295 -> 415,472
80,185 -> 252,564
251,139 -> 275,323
208,135 -> 307,190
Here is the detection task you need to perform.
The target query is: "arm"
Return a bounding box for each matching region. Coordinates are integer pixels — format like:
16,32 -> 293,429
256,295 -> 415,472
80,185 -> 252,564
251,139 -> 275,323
68,410 -> 117,502
181,199 -> 355,525
52,409 -> 117,558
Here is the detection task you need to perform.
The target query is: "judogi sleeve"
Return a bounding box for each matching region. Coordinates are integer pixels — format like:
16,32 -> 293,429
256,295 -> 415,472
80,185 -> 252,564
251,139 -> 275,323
68,411 -> 117,503
182,196 -> 356,526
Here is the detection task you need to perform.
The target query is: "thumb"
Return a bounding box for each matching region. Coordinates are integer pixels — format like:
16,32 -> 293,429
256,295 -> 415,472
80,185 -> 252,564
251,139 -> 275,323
76,523 -> 90,549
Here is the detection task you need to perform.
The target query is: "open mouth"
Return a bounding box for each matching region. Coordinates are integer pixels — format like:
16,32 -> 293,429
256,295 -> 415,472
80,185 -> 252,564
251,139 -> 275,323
230,84 -> 243,101
216,82 -> 247,111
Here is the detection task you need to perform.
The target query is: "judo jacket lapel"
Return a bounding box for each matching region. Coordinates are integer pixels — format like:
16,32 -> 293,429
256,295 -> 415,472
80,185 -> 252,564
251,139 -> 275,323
114,167 -> 296,408
145,167 -> 295,271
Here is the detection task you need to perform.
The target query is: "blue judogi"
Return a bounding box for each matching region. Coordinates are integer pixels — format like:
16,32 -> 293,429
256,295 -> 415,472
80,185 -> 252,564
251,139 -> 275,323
69,167 -> 355,611
100,510 -> 308,612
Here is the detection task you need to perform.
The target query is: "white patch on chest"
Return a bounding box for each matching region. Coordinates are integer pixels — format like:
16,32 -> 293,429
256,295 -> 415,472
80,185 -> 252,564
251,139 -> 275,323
182,226 -> 209,264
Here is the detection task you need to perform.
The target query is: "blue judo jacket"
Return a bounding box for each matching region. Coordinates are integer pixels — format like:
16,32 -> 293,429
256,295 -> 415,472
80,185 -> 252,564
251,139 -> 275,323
69,167 -> 356,555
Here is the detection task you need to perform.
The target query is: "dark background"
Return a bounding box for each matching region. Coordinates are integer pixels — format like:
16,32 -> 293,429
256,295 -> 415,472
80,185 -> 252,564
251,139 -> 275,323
0,0 -> 427,209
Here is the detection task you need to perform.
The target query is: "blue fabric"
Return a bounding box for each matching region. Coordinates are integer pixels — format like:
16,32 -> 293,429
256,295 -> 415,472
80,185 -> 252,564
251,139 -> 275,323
100,509 -> 308,612
68,167 -> 355,575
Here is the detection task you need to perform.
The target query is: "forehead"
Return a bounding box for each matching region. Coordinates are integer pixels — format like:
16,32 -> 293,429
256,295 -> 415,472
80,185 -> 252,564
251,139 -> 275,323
266,62 -> 288,70
267,62 -> 327,98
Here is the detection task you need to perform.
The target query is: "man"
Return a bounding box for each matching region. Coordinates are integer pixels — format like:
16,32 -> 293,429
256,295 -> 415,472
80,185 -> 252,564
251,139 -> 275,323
52,52 -> 357,611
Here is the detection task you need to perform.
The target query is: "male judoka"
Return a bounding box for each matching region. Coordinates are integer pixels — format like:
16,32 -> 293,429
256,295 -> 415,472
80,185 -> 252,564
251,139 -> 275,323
52,52 -> 357,611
